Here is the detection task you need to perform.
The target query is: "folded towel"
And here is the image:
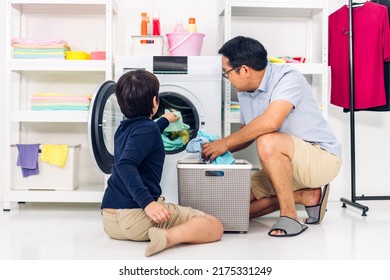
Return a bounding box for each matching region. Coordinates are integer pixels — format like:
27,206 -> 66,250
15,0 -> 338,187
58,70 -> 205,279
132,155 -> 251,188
12,43 -> 71,49
13,54 -> 66,59
40,144 -> 69,168
11,38 -> 69,46
16,144 -> 40,177
33,93 -> 91,97
13,48 -> 70,53
31,105 -> 89,111
186,130 -> 235,164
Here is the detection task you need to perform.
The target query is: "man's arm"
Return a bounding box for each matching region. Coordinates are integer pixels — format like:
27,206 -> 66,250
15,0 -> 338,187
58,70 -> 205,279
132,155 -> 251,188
225,100 -> 293,149
203,100 -> 293,162
228,124 -> 253,153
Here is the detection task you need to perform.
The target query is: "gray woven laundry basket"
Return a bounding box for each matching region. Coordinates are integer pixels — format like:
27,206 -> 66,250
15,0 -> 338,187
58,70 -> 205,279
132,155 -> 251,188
177,159 -> 252,232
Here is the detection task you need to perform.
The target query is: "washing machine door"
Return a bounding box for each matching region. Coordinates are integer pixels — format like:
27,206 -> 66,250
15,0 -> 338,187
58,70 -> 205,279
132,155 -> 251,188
88,80 -> 122,174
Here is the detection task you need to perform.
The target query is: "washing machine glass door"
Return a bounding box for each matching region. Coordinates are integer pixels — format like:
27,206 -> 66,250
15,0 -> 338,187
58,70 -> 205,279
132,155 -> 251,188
153,90 -> 201,155
88,80 -> 122,174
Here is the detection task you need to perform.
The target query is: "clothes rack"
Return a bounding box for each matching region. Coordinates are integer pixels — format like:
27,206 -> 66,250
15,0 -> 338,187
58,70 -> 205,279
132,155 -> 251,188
340,0 -> 390,216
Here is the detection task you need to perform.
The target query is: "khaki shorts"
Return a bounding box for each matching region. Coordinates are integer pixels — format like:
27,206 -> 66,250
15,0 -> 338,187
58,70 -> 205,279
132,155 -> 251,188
251,136 -> 342,200
102,197 -> 205,241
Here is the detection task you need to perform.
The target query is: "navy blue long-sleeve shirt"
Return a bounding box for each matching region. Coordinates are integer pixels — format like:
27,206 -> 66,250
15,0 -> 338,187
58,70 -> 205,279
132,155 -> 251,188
101,116 -> 169,209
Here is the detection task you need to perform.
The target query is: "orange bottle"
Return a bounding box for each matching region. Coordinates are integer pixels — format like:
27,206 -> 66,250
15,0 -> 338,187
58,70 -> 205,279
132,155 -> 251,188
141,12 -> 148,35
141,12 -> 148,44
186,17 -> 197,32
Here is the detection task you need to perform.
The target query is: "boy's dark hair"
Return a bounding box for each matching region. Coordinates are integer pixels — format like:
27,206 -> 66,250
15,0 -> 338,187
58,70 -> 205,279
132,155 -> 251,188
218,36 -> 268,71
115,69 -> 160,118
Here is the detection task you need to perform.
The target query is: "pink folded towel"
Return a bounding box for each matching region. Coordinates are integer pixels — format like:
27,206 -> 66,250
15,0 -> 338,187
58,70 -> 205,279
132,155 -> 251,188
11,38 -> 69,46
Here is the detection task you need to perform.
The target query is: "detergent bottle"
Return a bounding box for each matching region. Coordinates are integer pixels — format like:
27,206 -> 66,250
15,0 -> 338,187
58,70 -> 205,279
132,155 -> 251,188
186,17 -> 197,32
141,12 -> 148,35
152,11 -> 161,36
173,19 -> 186,32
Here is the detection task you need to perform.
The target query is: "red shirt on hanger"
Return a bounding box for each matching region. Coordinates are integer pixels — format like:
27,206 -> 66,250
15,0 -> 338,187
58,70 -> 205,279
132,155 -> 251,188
329,2 -> 390,109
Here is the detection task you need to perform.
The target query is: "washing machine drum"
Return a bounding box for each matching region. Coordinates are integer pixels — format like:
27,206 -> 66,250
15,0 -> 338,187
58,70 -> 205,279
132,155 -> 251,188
153,91 -> 199,155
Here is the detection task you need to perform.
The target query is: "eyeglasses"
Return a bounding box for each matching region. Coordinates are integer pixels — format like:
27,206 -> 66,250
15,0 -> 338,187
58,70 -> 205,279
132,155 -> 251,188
222,66 -> 241,79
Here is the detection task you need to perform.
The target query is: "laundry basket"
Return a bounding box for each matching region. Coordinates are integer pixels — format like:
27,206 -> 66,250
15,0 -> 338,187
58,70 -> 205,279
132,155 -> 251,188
177,159 -> 252,232
166,32 -> 205,56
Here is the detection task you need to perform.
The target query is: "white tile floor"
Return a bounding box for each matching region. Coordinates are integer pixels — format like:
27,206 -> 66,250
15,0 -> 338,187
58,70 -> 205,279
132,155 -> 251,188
1,200 -> 390,261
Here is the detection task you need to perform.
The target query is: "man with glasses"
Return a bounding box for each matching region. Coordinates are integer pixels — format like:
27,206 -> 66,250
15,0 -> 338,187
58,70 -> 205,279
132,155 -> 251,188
202,36 -> 342,237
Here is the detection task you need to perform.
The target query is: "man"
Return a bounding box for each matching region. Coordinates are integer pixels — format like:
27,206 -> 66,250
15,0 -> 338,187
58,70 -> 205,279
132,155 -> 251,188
202,36 -> 342,237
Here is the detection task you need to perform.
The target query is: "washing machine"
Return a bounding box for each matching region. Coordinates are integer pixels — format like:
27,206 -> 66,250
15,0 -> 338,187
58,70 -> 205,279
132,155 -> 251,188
88,56 -> 222,203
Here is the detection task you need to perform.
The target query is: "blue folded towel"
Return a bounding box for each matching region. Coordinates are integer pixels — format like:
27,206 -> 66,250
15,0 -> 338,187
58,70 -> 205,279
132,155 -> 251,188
16,144 -> 40,177
186,130 -> 235,164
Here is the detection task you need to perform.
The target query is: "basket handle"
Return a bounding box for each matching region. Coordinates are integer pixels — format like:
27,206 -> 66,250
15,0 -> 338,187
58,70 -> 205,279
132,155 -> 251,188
169,32 -> 193,52
205,170 -> 225,177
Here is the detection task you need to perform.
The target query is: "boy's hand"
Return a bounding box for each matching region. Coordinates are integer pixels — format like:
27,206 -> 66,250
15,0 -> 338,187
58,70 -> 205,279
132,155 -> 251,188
144,201 -> 172,224
162,111 -> 180,123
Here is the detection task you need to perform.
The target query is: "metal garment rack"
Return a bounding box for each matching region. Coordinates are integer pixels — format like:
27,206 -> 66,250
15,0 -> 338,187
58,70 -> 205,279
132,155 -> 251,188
340,0 -> 390,216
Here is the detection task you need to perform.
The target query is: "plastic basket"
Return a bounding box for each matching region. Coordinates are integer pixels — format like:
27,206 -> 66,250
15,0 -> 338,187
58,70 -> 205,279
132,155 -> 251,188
166,32 -> 205,56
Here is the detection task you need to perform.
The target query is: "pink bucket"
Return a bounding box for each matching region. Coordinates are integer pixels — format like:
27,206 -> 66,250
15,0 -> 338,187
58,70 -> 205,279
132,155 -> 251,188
166,32 -> 205,56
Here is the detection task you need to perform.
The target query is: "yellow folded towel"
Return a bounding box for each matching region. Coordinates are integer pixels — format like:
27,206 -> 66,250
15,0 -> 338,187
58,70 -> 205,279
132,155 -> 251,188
268,56 -> 286,63
40,144 -> 69,168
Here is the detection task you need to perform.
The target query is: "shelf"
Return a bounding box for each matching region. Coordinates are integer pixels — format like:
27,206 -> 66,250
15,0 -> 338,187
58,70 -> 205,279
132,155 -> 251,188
4,0 -> 114,209
10,59 -> 109,72
229,112 -> 241,123
285,63 -> 325,74
8,184 -> 104,203
218,0 -> 325,17
10,111 -> 89,123
219,0 -> 328,138
10,0 -> 113,14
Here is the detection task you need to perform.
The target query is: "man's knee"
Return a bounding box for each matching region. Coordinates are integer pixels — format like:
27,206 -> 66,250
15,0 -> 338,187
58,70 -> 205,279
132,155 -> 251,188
256,134 -> 277,160
256,133 -> 294,161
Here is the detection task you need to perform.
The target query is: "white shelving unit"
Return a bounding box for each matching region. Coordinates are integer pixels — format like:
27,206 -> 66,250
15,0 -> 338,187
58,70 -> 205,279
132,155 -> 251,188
3,0 -> 116,210
218,0 -> 329,136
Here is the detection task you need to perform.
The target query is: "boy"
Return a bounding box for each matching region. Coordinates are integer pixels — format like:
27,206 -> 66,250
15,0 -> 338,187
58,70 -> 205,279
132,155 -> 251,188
101,69 -> 223,256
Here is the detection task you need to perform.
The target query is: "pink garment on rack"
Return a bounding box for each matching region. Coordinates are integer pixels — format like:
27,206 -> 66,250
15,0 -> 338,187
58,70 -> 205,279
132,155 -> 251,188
328,2 -> 390,109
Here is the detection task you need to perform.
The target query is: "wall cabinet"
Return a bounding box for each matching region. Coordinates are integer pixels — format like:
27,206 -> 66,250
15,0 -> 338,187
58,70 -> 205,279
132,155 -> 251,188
3,0 -> 116,210
218,0 -> 329,137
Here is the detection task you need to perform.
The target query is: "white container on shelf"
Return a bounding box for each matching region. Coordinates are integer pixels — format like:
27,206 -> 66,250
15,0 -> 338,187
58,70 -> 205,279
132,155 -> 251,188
11,144 -> 81,191
132,35 -> 163,56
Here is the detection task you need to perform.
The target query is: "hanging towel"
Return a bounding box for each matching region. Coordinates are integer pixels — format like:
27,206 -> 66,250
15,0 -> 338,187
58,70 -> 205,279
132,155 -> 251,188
16,144 -> 40,177
40,144 -> 69,168
186,130 -> 235,164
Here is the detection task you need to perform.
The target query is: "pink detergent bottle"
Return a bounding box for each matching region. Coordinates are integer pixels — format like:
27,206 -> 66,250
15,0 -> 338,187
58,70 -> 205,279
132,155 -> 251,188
173,19 -> 186,32
152,11 -> 161,36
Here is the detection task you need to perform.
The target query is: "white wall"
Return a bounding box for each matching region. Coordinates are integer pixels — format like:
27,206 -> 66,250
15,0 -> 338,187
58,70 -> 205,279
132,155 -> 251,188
0,0 -> 6,202
1,0 -> 387,203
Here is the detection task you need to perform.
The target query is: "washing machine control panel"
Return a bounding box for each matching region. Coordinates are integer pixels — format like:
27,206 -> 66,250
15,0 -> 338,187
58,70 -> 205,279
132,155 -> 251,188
115,55 -> 221,81
153,56 -> 188,74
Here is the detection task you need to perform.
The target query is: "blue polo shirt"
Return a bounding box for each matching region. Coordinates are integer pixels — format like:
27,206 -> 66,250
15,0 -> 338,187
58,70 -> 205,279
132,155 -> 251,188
238,63 -> 342,158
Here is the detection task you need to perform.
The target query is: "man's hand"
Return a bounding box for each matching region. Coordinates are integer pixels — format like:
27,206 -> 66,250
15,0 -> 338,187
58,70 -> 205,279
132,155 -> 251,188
202,138 -> 229,163
144,201 -> 172,224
